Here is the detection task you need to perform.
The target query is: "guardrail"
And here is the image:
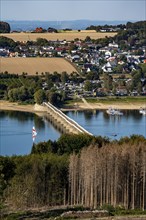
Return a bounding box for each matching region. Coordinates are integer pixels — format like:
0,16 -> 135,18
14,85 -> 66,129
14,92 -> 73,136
43,102 -> 93,136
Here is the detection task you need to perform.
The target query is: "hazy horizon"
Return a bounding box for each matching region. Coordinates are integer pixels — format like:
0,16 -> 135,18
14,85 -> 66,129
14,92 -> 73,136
2,19 -> 139,31
3,19 -> 140,22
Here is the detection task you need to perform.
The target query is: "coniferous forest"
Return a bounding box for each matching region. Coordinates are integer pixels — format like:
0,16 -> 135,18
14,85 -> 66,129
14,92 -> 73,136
0,134 -> 146,214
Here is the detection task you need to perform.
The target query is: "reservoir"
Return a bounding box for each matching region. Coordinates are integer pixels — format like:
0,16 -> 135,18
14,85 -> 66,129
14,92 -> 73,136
0,110 -> 146,156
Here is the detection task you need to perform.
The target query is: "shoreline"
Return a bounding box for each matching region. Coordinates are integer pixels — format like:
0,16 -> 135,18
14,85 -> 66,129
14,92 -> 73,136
0,100 -> 146,113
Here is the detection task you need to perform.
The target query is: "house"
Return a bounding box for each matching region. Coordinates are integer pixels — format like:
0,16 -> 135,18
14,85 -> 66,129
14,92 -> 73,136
115,87 -> 128,96
102,62 -> 112,73
108,42 -> 119,48
35,27 -> 44,33
107,57 -> 117,66
105,51 -> 112,59
71,55 -> 80,62
0,48 -> 9,57
99,47 -> 109,53
82,63 -> 94,73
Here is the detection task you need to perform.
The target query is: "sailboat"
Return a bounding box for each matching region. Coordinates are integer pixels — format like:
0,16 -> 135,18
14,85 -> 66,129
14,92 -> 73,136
32,126 -> 37,142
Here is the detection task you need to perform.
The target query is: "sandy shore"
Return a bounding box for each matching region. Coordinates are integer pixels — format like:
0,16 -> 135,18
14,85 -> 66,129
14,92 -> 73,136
68,101 -> 146,111
0,100 -> 146,113
0,101 -> 36,113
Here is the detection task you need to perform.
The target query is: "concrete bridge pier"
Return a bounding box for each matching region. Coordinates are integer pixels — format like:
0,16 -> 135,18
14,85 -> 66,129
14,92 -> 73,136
42,102 -> 93,136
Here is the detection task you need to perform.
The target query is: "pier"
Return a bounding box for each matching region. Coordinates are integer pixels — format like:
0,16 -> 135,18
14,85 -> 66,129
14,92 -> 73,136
43,102 -> 92,135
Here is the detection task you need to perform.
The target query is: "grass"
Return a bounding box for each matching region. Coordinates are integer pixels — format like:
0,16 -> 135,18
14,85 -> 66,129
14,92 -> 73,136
86,96 -> 146,103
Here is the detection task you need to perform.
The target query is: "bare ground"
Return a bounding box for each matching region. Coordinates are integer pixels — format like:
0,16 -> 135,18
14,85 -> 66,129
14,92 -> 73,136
0,100 -> 145,114
1,32 -> 117,41
0,57 -> 77,75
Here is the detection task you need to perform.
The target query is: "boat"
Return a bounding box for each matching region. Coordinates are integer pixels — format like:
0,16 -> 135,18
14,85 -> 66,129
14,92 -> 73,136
139,108 -> 146,115
106,107 -> 123,116
114,109 -> 123,116
106,107 -> 115,115
32,126 -> 37,142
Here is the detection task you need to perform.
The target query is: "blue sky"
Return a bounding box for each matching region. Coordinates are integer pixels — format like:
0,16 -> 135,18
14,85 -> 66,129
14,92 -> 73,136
1,0 -> 146,21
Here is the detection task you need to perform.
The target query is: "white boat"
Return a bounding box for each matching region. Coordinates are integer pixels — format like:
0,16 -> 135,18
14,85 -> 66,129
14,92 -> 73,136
139,108 -> 146,115
106,107 -> 123,116
115,109 -> 123,116
106,108 -> 115,115
32,126 -> 37,142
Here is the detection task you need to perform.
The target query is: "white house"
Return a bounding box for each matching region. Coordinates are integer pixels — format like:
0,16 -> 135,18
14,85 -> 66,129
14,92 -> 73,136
102,62 -> 112,73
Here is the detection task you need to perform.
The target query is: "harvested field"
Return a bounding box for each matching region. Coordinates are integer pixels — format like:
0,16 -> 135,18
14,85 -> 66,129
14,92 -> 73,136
0,57 -> 77,75
1,32 -> 116,42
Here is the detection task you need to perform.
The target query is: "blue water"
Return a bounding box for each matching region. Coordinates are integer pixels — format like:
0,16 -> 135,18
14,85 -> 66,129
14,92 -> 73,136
0,111 -> 60,156
0,110 -> 146,156
65,110 -> 146,138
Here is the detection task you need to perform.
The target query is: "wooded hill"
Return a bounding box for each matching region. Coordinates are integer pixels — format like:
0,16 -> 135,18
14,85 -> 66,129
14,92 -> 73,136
86,20 -> 146,49
1,134 -> 146,212
0,21 -> 11,33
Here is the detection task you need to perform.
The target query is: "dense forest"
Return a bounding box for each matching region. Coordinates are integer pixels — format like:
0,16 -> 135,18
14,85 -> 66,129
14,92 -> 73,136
0,134 -> 146,212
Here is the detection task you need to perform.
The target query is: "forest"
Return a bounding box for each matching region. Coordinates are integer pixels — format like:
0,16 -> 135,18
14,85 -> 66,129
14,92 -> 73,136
0,72 -> 70,106
86,20 -> 146,49
0,22 -> 11,33
0,134 -> 146,214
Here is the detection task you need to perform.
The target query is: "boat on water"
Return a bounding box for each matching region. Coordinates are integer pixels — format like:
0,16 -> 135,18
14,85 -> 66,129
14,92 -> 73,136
139,108 -> 146,115
106,107 -> 123,116
32,126 -> 37,142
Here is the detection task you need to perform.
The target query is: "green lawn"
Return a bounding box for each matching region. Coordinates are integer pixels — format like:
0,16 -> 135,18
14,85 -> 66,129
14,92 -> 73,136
86,96 -> 146,104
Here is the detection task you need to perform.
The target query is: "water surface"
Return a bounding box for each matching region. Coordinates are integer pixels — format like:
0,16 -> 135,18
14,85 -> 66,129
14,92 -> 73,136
0,110 -> 146,156
65,109 -> 146,138
0,111 -> 60,156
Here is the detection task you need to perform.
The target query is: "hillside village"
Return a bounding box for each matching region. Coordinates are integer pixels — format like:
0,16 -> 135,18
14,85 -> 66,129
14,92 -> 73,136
0,21 -> 146,101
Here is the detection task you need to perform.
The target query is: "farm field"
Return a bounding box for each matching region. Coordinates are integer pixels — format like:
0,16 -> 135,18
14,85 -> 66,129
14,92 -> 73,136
0,57 -> 77,75
1,31 -> 117,41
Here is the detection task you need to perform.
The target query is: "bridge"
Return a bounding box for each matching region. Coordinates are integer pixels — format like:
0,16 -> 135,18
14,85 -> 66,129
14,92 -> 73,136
43,102 -> 93,135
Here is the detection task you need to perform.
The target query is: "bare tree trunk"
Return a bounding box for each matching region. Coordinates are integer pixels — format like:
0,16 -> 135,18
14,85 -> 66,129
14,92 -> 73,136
132,158 -> 135,209
142,151 -> 146,211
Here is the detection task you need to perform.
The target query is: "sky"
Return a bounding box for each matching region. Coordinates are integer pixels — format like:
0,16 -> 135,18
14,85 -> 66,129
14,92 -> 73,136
1,0 -> 146,21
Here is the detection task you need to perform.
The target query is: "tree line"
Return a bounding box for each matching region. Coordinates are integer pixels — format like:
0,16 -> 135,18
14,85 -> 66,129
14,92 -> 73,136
0,72 -> 75,106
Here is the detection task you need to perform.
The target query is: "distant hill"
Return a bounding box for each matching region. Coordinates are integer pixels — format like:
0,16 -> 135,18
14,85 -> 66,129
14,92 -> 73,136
0,21 -> 11,33
4,20 -> 134,31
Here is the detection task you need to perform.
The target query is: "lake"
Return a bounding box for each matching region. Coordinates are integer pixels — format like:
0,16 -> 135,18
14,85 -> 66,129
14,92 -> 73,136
0,110 -> 146,156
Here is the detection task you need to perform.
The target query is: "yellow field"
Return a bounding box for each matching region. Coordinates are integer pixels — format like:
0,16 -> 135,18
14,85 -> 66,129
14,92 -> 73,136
0,57 -> 77,75
1,32 -> 117,42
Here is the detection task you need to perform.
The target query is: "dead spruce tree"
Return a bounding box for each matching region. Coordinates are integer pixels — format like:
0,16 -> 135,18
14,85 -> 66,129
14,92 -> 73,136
69,141 -> 146,209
